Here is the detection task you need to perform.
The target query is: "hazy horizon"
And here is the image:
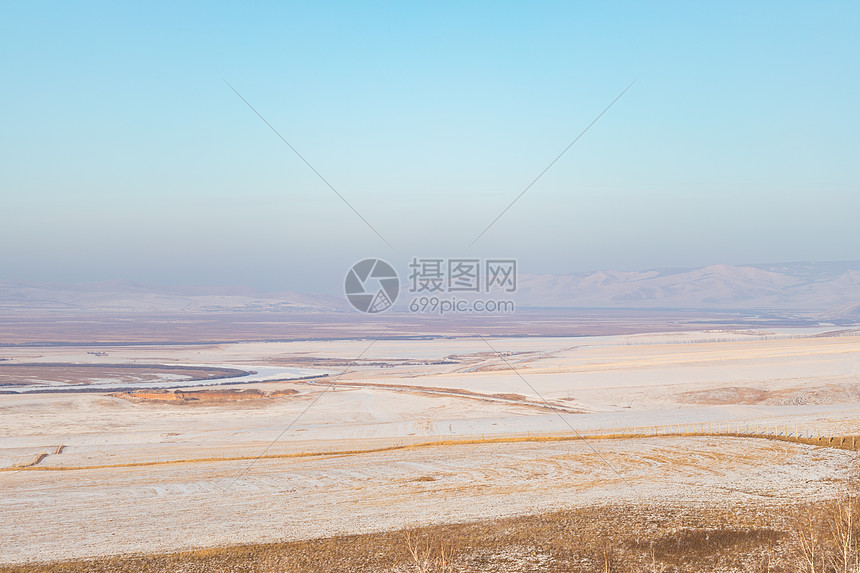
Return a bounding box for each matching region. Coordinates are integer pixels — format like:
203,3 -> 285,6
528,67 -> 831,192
3,2 -> 859,292
3,258 -> 860,295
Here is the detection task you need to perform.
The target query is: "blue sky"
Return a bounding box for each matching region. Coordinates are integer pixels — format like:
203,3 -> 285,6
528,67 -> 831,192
2,1 -> 858,292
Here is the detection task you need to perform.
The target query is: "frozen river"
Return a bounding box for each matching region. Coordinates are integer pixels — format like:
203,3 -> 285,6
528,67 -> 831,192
2,364 -> 328,393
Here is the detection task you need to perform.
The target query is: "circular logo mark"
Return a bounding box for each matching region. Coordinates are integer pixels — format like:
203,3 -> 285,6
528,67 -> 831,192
344,258 -> 399,313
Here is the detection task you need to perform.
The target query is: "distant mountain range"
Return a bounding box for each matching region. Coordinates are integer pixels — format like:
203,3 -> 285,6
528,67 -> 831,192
517,261 -> 860,315
0,279 -> 345,313
1,261 -> 859,317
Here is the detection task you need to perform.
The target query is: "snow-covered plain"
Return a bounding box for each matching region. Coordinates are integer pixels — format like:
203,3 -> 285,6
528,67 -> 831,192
1,328 -> 860,564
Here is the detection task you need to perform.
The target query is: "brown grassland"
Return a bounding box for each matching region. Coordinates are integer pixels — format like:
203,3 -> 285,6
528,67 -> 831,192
4,496 -> 860,573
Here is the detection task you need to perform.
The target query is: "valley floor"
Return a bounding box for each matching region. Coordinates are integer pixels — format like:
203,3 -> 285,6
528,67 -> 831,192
2,328 -> 860,568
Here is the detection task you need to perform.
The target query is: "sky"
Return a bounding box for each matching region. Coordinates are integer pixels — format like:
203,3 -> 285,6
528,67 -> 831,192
2,1 -> 858,293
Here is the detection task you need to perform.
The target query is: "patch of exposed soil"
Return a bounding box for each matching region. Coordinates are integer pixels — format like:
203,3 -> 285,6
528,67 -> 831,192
676,382 -> 860,406
676,386 -> 773,405
114,388 -> 299,404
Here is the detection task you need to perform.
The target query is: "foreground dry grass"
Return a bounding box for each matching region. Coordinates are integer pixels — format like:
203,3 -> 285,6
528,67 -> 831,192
8,498 -> 860,573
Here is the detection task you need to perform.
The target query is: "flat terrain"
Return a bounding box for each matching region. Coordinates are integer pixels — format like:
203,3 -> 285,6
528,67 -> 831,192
2,325 -> 860,566
0,307 -> 822,345
0,363 -> 250,390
